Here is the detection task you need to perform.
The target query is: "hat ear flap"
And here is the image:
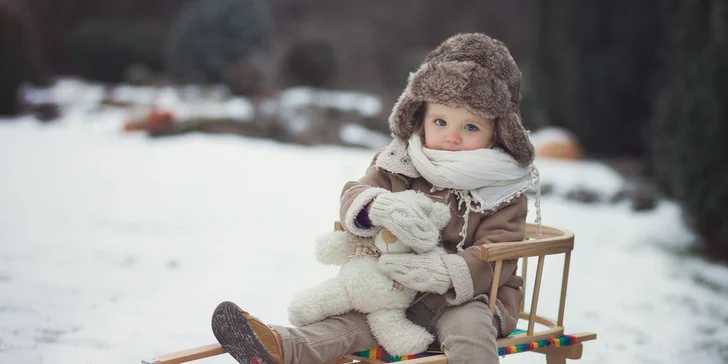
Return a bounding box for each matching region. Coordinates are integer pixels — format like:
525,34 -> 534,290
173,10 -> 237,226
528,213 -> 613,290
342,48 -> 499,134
388,89 -> 425,140
496,111 -> 535,165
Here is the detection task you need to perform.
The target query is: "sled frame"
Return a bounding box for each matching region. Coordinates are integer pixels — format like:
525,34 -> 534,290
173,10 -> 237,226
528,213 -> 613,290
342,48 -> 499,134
142,223 -> 597,364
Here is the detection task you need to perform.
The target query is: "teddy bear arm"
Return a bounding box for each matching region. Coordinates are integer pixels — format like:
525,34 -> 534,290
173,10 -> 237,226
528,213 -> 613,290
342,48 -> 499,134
315,231 -> 359,265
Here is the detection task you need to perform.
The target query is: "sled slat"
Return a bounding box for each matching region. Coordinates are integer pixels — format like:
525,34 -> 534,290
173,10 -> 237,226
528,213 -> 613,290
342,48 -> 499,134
480,236 -> 573,262
488,260 -> 502,313
534,343 -> 583,359
527,255 -> 546,335
390,355 -> 447,363
520,257 -> 528,312
142,344 -> 225,364
558,251 -> 571,326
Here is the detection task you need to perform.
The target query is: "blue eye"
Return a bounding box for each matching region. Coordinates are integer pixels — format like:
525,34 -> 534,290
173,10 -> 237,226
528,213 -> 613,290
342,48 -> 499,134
435,119 -> 446,126
465,124 -> 479,132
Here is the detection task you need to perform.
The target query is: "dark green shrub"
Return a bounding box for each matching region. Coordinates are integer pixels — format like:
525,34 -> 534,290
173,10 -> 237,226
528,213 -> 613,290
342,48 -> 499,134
224,53 -> 272,96
281,39 -> 337,88
651,0 -> 728,259
0,0 -> 44,115
69,19 -> 165,84
531,1 -> 664,157
165,0 -> 272,83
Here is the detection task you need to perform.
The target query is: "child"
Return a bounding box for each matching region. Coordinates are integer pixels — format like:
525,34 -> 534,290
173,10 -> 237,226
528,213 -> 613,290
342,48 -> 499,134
211,32 -> 540,364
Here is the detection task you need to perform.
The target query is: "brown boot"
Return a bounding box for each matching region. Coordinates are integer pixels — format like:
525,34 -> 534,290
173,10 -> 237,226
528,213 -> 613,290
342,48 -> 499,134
212,301 -> 284,364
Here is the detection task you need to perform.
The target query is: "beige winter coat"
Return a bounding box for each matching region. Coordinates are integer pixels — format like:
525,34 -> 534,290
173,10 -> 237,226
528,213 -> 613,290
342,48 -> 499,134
339,140 -> 527,337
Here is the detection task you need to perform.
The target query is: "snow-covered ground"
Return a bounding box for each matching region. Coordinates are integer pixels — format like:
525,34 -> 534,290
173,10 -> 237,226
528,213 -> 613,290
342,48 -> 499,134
2,82 -> 728,364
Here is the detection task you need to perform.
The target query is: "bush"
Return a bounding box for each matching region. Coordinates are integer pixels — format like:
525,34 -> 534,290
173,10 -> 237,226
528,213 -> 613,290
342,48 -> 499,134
281,39 -> 337,88
531,1 -> 664,157
518,67 -> 548,130
224,52 -> 272,97
651,0 -> 728,259
69,19 -> 165,84
165,0 -> 272,83
0,0 -> 44,115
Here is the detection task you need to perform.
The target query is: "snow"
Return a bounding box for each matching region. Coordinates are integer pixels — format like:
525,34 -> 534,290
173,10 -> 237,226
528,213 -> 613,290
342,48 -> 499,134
340,123 -> 392,150
2,85 -> 728,364
534,158 -> 629,202
279,87 -> 382,118
19,78 -> 383,131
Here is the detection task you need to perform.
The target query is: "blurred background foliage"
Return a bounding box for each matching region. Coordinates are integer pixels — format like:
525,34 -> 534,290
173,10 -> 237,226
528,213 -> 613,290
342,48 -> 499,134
165,0 -> 272,84
0,0 -> 726,260
69,19 -> 166,83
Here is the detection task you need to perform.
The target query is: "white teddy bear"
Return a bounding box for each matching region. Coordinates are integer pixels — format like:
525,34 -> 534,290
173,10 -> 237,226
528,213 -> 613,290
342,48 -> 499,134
287,197 -> 451,356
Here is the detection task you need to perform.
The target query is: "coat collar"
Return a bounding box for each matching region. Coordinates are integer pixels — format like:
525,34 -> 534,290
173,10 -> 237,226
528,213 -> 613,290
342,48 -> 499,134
375,139 -> 420,178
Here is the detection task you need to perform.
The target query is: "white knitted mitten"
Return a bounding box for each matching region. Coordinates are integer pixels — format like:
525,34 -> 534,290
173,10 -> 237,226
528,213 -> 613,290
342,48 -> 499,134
377,248 -> 451,294
369,190 -> 451,253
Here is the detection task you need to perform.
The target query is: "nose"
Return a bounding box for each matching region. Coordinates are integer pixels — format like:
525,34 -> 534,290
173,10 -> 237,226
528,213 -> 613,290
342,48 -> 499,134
445,131 -> 461,145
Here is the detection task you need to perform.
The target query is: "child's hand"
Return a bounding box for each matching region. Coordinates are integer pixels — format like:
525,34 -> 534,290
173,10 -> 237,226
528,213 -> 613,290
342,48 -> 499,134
377,249 -> 451,294
369,190 -> 450,253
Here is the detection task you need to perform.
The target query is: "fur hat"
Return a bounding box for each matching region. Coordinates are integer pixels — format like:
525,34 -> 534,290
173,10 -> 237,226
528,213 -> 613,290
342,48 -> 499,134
388,33 -> 535,165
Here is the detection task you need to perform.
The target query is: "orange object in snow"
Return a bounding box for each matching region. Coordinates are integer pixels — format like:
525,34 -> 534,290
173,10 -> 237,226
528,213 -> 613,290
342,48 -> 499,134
530,127 -> 584,160
122,109 -> 175,133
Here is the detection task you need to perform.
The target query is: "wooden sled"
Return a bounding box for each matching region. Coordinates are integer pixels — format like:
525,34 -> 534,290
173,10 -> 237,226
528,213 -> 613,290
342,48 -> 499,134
143,223 -> 596,364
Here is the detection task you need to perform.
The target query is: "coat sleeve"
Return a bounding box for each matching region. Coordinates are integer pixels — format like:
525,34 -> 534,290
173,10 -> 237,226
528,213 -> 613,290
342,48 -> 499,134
439,194 -> 528,305
339,153 -> 406,237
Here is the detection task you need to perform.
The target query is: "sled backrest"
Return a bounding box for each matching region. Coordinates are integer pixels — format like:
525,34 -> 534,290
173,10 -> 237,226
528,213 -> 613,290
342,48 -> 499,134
481,223 -> 575,346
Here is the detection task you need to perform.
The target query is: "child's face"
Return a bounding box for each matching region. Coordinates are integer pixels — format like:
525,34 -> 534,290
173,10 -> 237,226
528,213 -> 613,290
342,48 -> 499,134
422,103 -> 495,151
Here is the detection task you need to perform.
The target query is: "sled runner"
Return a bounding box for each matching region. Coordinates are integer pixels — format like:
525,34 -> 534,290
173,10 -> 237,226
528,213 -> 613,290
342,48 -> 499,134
142,223 -> 596,364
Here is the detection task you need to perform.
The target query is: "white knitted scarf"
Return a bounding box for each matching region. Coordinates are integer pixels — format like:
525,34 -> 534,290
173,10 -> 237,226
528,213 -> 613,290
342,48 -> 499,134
407,134 -> 541,250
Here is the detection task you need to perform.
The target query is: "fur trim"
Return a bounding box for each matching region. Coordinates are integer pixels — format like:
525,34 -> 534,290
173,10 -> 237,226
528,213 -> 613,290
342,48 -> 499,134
423,33 -> 522,101
410,61 -> 511,120
387,87 -> 423,145
343,187 -> 389,237
496,112 -> 536,166
441,253 -> 475,305
388,61 -> 511,143
386,32 -> 535,166
375,138 -> 420,178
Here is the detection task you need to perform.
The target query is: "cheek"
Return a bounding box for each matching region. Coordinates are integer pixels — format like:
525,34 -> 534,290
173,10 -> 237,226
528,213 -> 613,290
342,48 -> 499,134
484,133 -> 495,148
464,133 -> 494,150
423,125 -> 437,144
482,127 -> 495,147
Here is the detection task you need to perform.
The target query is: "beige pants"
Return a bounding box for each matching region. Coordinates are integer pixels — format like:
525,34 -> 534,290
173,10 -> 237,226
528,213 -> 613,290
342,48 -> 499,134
272,299 -> 500,364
